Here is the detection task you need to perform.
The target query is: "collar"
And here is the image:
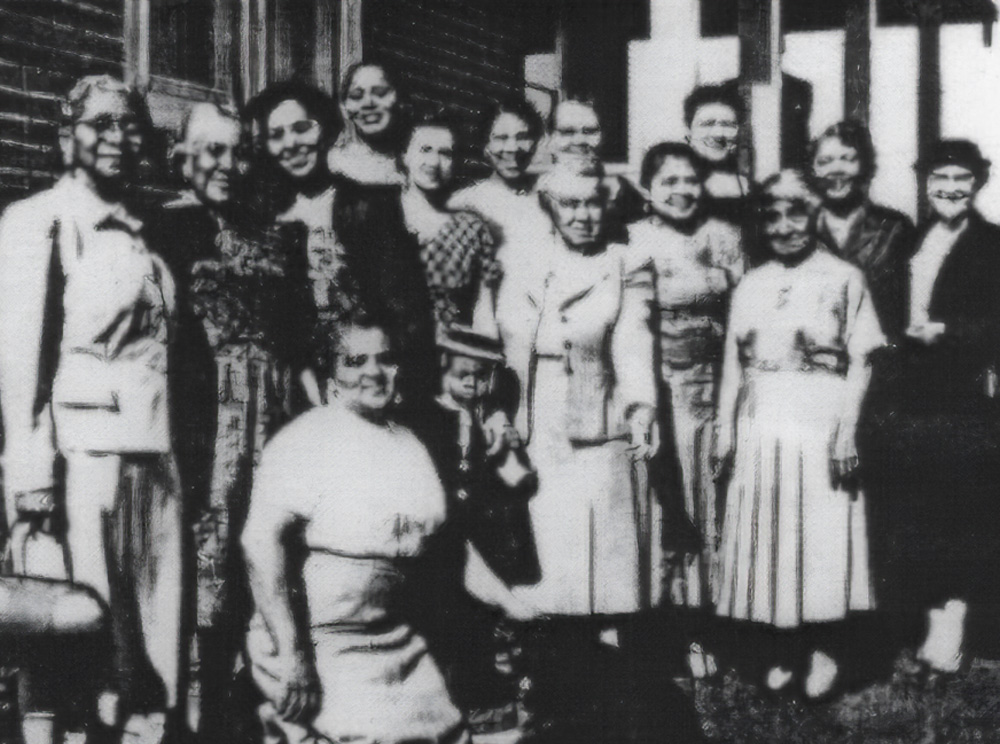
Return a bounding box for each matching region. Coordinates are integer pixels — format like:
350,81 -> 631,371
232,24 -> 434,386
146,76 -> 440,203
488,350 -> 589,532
55,173 -> 144,234
489,172 -> 536,197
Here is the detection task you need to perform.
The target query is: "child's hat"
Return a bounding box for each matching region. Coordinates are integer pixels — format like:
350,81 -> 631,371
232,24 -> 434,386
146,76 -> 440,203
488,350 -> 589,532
438,325 -> 506,364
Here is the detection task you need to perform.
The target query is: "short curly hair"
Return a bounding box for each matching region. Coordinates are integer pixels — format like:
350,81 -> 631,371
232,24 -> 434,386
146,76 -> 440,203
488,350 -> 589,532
683,83 -> 744,128
808,120 -> 877,184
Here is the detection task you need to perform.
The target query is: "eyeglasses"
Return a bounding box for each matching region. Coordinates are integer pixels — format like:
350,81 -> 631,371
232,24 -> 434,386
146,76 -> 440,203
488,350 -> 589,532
77,115 -> 141,137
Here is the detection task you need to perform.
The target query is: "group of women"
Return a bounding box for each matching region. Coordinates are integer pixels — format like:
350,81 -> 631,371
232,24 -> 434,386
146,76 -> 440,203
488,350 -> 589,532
0,63 -> 997,744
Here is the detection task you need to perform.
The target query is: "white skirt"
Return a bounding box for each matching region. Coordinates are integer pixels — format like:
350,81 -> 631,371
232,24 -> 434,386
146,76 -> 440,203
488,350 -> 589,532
716,371 -> 873,628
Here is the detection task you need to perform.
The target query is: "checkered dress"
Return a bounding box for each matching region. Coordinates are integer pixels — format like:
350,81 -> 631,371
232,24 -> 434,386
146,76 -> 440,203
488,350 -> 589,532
419,211 -> 501,329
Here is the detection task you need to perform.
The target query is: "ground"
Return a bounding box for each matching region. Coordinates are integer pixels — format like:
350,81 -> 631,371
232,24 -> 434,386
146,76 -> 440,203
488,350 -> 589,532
474,659 -> 1000,744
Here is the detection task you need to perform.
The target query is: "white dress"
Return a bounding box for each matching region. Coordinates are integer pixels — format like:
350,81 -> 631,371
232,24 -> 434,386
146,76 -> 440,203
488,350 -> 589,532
488,236 -> 657,615
715,249 -> 884,628
246,403 -> 467,744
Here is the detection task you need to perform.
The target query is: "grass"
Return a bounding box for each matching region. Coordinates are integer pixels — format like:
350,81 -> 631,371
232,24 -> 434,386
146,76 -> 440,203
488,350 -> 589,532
693,658 -> 1000,743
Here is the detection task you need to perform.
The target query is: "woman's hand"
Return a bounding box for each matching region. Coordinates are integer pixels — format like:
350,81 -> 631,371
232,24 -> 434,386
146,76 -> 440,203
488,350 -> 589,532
712,422 -> 735,482
275,652 -> 322,724
905,322 -> 946,346
830,420 -> 860,487
502,594 -> 546,623
627,405 -> 659,460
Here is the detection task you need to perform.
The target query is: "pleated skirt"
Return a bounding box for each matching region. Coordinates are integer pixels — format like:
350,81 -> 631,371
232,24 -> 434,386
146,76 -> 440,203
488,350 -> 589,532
716,371 -> 873,629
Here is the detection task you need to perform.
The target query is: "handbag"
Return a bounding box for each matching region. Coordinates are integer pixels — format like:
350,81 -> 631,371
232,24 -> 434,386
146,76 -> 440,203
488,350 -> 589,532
0,519 -> 105,635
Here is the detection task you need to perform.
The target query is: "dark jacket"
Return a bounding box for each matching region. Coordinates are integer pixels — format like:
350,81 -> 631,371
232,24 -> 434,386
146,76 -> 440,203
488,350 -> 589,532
818,201 -> 917,339
895,211 -> 1000,416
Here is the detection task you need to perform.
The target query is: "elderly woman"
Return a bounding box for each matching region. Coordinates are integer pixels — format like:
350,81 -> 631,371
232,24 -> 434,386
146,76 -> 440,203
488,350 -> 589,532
242,313 -> 468,744
866,141 -> 1000,675
809,120 -> 915,336
714,170 -> 884,698
474,162 -> 696,742
149,102 -> 316,738
547,100 -> 643,241
628,143 -> 743,618
0,76 -> 183,739
399,114 -> 500,333
328,61 -> 408,186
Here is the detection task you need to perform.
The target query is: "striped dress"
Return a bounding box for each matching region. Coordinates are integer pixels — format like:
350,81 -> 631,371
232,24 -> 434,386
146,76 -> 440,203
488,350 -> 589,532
628,217 -> 743,608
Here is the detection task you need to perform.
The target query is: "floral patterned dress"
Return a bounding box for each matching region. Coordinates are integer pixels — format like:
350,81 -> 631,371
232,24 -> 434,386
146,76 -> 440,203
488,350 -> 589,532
418,211 -> 501,332
628,216 -> 743,608
158,201 -> 314,629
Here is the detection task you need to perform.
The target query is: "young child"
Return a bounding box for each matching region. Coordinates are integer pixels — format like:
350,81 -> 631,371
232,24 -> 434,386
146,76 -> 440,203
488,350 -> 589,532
421,325 -> 538,733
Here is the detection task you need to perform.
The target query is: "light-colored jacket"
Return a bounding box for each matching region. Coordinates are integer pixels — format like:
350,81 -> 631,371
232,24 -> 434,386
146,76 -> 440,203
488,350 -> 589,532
481,234 -> 656,443
0,175 -> 176,497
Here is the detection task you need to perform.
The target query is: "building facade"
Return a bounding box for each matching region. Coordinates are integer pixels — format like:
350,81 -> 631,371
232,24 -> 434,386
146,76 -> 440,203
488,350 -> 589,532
521,0 -> 1000,221
0,0 -> 525,210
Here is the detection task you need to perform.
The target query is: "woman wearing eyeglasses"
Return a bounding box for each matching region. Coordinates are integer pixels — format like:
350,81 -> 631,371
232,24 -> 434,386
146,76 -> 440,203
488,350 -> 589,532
0,75 -> 184,742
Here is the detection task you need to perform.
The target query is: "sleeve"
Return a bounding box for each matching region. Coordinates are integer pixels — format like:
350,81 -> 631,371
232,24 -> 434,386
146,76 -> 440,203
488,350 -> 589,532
716,282 -> 747,434
473,216 -> 502,289
867,215 -> 916,340
612,251 -> 657,419
0,201 -> 58,496
846,268 -> 887,363
717,221 -> 746,287
244,435 -> 317,532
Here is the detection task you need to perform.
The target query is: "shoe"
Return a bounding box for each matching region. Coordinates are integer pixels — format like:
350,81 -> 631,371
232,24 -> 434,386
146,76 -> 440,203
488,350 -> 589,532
917,600 -> 967,674
686,642 -> 718,680
765,665 -> 793,692
804,650 -> 839,700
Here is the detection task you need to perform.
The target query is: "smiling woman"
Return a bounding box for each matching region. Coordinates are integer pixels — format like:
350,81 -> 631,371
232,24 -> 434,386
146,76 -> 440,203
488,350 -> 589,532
243,314 -> 470,744
399,115 -> 500,333
627,142 -> 743,617
810,120 -> 916,337
328,61 -> 408,186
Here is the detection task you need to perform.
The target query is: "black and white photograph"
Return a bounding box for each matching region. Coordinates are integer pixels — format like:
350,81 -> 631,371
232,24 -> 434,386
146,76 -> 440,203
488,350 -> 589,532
1,1 -> 1000,742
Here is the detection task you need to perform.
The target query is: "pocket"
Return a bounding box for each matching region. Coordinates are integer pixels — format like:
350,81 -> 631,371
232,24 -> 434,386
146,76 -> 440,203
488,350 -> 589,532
53,352 -> 117,410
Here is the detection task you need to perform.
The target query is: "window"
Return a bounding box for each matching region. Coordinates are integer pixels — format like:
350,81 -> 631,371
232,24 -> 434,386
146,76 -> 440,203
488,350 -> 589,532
149,0 -> 215,86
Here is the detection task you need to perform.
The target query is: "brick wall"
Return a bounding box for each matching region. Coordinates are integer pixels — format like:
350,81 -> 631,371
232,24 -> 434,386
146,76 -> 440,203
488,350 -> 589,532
0,0 -> 123,210
365,0 -> 524,177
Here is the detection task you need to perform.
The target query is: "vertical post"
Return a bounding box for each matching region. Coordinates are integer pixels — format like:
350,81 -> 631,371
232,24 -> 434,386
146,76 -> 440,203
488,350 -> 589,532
917,4 -> 942,218
740,0 -> 782,178
240,0 -> 254,99
214,0 -> 238,96
272,0 -> 296,81
340,0 -> 364,79
255,0 -> 270,93
844,0 -> 874,124
313,0 -> 337,93
738,0 -> 771,84
123,0 -> 150,89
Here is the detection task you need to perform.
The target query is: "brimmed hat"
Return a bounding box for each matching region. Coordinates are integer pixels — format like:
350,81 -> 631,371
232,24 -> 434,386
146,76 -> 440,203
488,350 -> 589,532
916,139 -> 991,184
438,325 -> 505,364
